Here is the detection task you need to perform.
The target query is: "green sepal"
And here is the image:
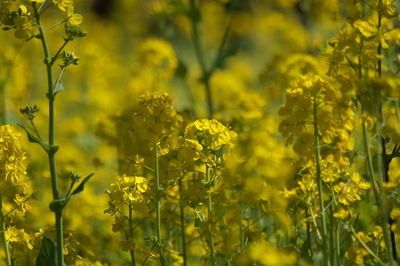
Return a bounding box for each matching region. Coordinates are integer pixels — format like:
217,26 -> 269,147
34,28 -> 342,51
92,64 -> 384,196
53,82 -> 64,95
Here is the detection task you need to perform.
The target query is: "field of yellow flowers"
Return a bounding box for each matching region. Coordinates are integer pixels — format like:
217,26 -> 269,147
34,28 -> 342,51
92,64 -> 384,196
1,0 -> 400,265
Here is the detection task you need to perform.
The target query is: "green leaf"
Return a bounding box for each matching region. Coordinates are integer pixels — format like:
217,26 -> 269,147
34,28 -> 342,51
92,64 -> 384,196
70,173 -> 94,197
18,124 -> 50,152
35,236 -> 57,266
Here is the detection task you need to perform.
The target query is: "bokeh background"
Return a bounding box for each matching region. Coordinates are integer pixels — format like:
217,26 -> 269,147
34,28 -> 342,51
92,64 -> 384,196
1,0 -> 400,265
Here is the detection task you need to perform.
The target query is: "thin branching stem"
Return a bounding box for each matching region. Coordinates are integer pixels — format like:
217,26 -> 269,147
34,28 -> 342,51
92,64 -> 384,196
188,0 -> 232,118
32,4 -> 64,265
179,176 -> 188,266
154,143 -> 165,266
128,199 -> 136,266
350,226 -> 384,264
313,96 -> 329,265
206,165 -> 216,266
376,0 -> 397,261
0,193 -> 11,266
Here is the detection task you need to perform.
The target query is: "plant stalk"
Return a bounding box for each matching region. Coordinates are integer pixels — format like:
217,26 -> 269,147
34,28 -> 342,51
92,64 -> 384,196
376,1 -> 397,261
206,166 -> 216,266
154,143 -> 165,266
179,178 -> 188,266
0,194 -> 11,266
189,0 -> 214,118
0,82 -> 7,125
313,97 -> 329,265
32,4 -> 64,265
128,199 -> 136,266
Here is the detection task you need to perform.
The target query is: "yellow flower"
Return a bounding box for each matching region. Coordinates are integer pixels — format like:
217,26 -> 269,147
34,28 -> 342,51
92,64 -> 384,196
53,0 -> 73,12
352,173 -> 371,190
248,240 -> 296,265
133,91 -> 182,155
0,125 -> 28,189
136,38 -> 178,79
5,226 -> 33,249
66,7 -> 83,25
185,119 -> 237,151
333,208 -> 350,220
353,20 -> 376,38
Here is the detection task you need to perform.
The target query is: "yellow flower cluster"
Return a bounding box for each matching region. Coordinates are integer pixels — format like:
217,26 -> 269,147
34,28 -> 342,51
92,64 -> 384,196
136,38 -> 178,80
279,75 -> 354,163
0,125 -> 28,193
0,1 -> 34,39
105,174 -> 148,255
133,91 -> 183,155
0,0 -> 82,40
238,239 -> 296,265
345,226 -> 385,265
52,0 -> 83,25
182,119 -> 237,165
5,226 -> 33,250
334,173 -> 371,206
105,175 -> 148,214
185,119 -> 236,150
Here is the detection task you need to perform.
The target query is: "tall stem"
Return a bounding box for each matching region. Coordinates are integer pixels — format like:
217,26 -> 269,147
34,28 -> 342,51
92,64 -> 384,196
362,122 -> 391,263
313,97 -> 329,265
329,192 -> 335,266
240,206 -> 245,252
189,0 -> 213,118
376,1 -> 396,261
128,199 -> 136,266
0,82 -> 7,125
335,221 -> 340,265
305,208 -> 313,258
32,4 -> 64,265
154,143 -> 165,266
206,166 -> 216,266
179,178 -> 188,266
0,194 -> 11,266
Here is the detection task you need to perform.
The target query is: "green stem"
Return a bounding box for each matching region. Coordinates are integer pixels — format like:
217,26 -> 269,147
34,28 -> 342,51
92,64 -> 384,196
376,1 -> 396,261
179,177 -> 188,266
32,4 -> 64,265
240,206 -> 245,252
154,143 -> 165,266
313,97 -> 329,265
128,200 -> 136,266
0,194 -> 11,266
350,226 -> 383,264
362,122 -> 381,202
206,166 -> 216,266
305,208 -> 313,258
329,189 -> 335,266
0,82 -> 7,125
187,0 -> 232,118
335,221 -> 340,265
189,0 -> 213,118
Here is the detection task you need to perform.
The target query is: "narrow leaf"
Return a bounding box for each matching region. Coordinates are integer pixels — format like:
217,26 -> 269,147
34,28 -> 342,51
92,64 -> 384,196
70,173 -> 94,197
35,236 -> 57,266
18,124 -> 50,151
